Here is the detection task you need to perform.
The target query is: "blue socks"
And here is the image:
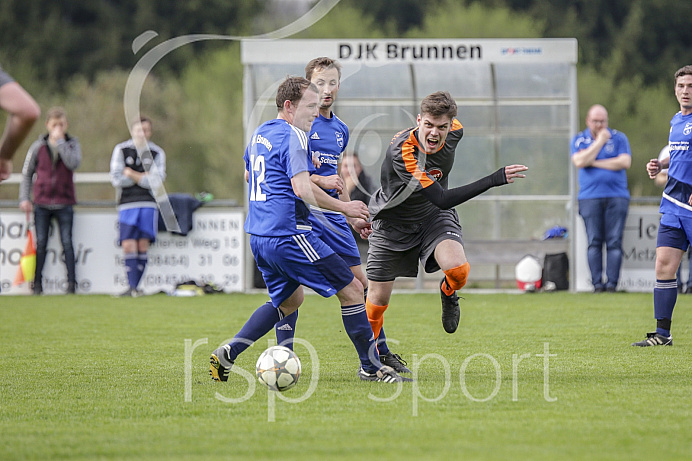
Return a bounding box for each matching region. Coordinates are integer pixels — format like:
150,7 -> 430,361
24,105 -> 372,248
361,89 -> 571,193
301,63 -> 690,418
124,252 -> 148,290
124,253 -> 139,289
377,327 -> 390,355
654,279 -> 676,337
228,301 -> 281,361
341,303 -> 382,373
136,253 -> 148,287
232,299 -> 381,372
275,309 -> 298,350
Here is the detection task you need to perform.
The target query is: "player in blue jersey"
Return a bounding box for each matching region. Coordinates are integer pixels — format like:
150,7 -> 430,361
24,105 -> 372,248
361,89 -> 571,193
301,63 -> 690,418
633,65 -> 692,346
210,77 -> 410,383
305,57 -> 362,283
272,57 -> 409,374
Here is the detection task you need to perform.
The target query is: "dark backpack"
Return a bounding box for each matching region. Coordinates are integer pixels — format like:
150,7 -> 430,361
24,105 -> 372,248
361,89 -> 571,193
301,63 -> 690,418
543,253 -> 569,291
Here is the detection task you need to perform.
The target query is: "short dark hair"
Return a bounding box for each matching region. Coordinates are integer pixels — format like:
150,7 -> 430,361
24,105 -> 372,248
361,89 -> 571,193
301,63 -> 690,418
275,77 -> 316,111
674,65 -> 692,83
305,57 -> 342,81
130,115 -> 152,128
420,91 -> 457,119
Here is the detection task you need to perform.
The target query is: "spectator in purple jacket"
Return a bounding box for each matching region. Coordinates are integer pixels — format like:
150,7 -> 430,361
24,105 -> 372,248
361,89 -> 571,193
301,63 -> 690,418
19,107 -> 81,294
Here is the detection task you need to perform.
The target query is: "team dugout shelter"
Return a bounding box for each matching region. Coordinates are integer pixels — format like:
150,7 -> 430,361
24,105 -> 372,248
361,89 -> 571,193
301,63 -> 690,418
240,38 -> 579,291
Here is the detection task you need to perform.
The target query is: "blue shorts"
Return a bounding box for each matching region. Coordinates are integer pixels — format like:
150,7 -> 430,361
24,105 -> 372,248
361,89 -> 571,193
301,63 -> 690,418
251,232 -> 355,307
310,211 -> 362,267
657,213 -> 692,251
118,207 -> 158,243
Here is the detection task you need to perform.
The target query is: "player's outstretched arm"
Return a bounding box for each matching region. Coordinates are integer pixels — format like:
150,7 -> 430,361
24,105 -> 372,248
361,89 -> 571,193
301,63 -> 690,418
503,164 -> 528,182
420,164 -> 527,210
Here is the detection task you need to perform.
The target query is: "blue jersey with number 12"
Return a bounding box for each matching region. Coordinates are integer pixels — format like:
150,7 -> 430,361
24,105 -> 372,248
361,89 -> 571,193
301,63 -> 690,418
244,118 -> 314,237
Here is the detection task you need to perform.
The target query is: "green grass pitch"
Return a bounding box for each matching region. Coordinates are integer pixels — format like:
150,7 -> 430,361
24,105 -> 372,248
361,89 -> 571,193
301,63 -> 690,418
1,291 -> 691,460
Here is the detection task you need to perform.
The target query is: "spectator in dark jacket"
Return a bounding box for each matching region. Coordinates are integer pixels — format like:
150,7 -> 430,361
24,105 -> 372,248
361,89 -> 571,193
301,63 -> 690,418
19,107 -> 81,294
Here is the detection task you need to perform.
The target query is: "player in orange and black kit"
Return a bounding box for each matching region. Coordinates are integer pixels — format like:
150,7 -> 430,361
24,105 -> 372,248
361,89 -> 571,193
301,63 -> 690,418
363,91 -> 528,373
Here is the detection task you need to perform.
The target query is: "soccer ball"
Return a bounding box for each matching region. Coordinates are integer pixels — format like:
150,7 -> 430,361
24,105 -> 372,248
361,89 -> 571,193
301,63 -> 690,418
256,345 -> 301,392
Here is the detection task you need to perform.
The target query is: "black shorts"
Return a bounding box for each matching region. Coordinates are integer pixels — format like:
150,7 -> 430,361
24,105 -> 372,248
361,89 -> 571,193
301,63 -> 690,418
366,209 -> 464,282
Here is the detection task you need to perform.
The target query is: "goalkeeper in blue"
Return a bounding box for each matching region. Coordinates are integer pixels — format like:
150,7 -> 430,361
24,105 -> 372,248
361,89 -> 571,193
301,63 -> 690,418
210,77 -> 410,383
634,65 -> 692,347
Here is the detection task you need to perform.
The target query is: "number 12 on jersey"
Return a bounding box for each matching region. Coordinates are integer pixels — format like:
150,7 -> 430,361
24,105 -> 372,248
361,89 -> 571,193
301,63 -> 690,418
248,154 -> 266,202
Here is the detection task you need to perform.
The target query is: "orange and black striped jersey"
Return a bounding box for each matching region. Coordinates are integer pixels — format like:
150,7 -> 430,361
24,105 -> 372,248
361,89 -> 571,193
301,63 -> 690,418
369,119 -> 463,224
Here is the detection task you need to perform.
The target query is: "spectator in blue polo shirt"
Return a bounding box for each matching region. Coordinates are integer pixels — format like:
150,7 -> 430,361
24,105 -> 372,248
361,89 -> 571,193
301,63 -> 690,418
571,104 -> 631,292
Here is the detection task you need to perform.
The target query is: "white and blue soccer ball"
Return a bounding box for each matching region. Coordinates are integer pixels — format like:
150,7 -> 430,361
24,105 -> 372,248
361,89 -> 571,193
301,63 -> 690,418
256,345 -> 301,392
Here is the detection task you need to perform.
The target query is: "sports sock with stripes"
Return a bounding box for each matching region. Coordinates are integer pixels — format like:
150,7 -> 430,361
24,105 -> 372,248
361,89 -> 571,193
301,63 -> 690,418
275,309 -> 298,350
228,301 -> 281,361
124,253 -> 139,289
342,303 -> 382,373
654,279 -> 676,337
134,253 -> 148,288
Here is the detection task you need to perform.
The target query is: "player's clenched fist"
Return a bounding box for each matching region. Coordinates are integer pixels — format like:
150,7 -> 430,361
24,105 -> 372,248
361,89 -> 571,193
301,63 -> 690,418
646,159 -> 662,179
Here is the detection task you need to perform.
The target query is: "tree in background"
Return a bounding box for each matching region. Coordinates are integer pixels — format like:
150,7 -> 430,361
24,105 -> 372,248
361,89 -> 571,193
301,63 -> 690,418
405,0 -> 542,38
495,0 -> 692,87
0,0 -> 262,88
1,0 -> 688,200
